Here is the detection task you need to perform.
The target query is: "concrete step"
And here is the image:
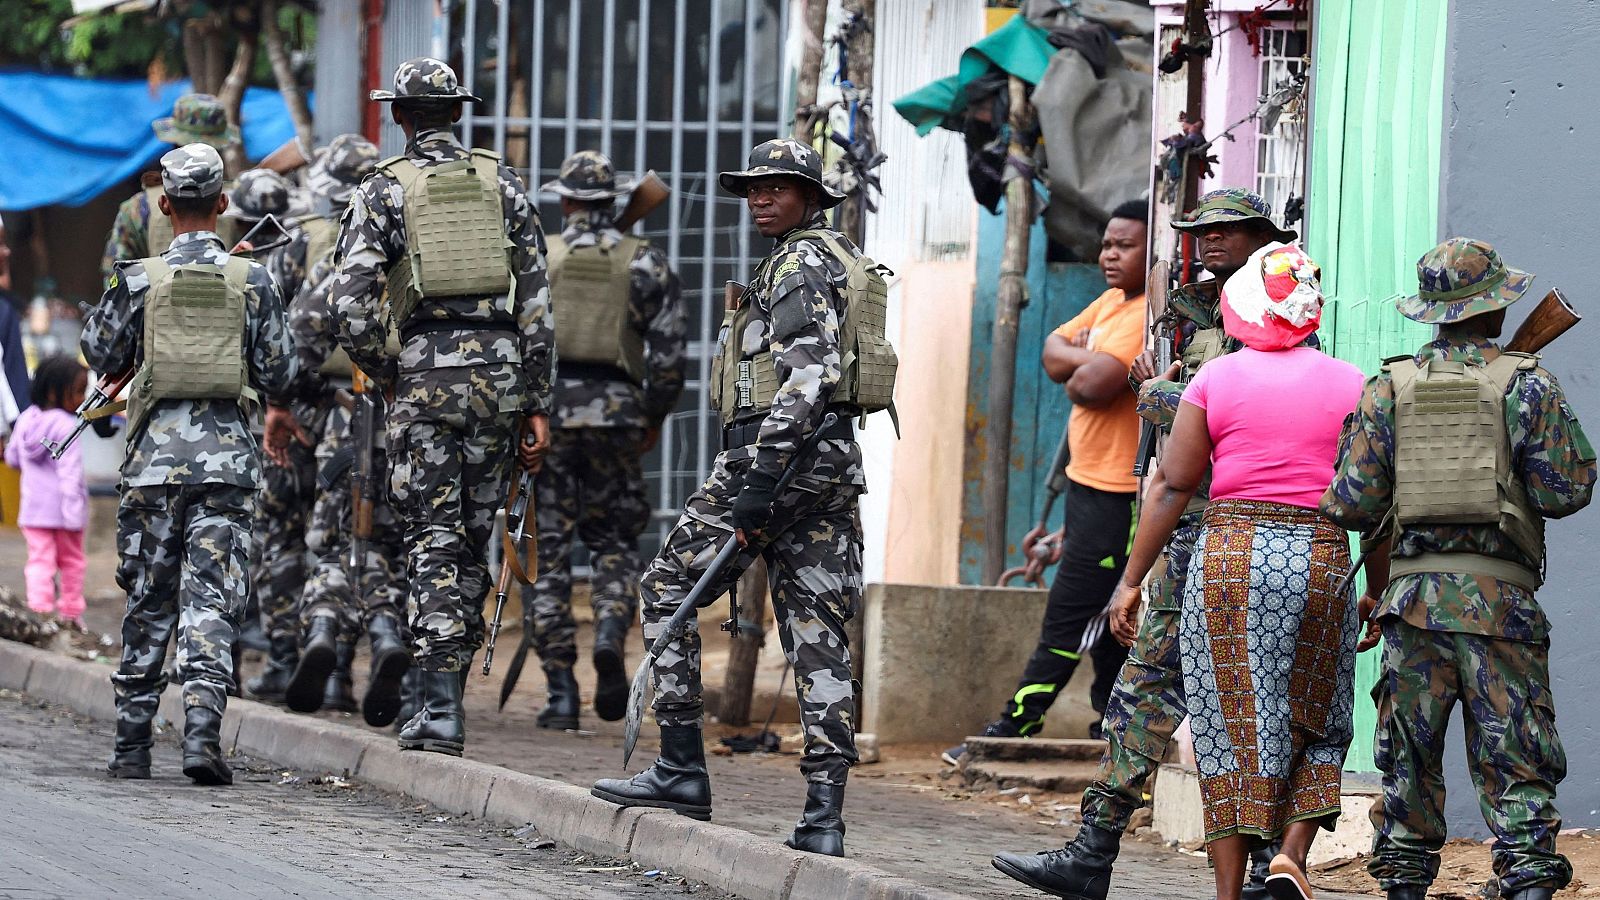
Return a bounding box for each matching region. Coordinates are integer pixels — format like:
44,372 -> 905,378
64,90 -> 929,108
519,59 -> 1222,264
963,736 -> 1106,763
962,758 -> 1099,794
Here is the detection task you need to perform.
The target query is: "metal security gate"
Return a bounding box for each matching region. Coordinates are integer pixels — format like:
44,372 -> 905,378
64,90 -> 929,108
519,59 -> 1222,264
442,0 -> 790,543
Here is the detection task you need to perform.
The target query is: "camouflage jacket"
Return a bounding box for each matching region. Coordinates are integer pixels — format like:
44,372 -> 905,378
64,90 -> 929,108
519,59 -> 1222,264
81,231 -> 298,489
101,187 -> 155,281
1320,335 -> 1597,642
330,128 -> 554,423
728,212 -> 864,486
551,209 -> 685,429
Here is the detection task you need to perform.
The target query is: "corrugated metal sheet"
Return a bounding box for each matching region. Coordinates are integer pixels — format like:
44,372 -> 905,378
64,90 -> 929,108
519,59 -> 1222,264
311,0 -> 365,141
379,0 -> 437,156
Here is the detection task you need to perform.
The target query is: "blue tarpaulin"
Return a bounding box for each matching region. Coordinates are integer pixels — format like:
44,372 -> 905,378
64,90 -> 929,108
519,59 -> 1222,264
0,71 -> 302,210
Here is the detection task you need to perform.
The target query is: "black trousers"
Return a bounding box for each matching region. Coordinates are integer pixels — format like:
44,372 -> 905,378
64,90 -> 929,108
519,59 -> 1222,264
998,479 -> 1136,735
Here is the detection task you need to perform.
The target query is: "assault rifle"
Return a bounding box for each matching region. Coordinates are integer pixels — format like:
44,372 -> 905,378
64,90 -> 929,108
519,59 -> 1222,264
484,466 -> 537,681
229,213 -> 293,257
347,367 -> 384,584
44,367 -> 135,460
1132,260 -> 1173,478
998,422 -> 1071,588
613,171 -> 670,232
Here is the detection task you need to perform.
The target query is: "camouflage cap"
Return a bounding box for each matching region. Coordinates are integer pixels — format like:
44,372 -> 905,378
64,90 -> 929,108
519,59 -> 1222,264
160,143 -> 226,199
152,93 -> 239,149
369,57 -> 482,103
222,169 -> 291,221
1397,237 -> 1534,325
306,133 -> 379,205
718,138 -> 846,209
1171,187 -> 1296,242
539,150 -> 637,201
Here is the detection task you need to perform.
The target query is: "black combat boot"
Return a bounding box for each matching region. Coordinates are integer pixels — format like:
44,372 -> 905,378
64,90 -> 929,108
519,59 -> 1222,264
783,779 -> 847,857
362,613 -> 412,727
1241,840 -> 1280,900
1503,888 -> 1556,900
991,822 -> 1120,900
181,707 -> 233,786
394,668 -> 423,733
397,669 -> 466,756
591,725 -> 712,820
245,633 -> 299,703
591,616 -> 630,721
285,617 -> 339,713
107,718 -> 153,780
322,640 -> 358,713
1384,888 -> 1428,900
536,664 -> 580,730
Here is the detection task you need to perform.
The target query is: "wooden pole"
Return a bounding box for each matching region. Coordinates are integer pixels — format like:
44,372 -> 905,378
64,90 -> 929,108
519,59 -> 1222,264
261,0 -> 314,152
981,76 -> 1035,585
793,0 -> 829,142
1179,0 -> 1209,279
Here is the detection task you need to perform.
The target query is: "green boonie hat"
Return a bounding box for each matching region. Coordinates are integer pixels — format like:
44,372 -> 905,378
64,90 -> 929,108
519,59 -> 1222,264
160,143 -> 226,199
1397,237 -> 1534,325
540,150 -> 637,201
222,169 -> 291,221
370,57 -> 482,103
718,139 -> 846,209
152,93 -> 239,149
1171,187 -> 1297,242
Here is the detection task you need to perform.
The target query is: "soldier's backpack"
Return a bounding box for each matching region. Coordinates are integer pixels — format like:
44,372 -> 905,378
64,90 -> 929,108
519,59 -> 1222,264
546,234 -> 647,384
126,256 -> 255,432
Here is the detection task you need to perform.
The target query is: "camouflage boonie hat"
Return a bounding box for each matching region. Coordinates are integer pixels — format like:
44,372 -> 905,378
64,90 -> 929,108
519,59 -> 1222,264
152,93 -> 239,149
160,143 -> 226,199
1171,187 -> 1296,242
719,138 -> 846,209
1397,237 -> 1534,325
222,169 -> 291,221
540,150 -> 637,201
370,57 -> 482,103
306,133 -> 379,205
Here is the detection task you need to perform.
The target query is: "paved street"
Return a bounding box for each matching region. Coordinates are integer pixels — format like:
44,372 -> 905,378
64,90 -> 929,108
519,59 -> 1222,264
0,690 -> 729,899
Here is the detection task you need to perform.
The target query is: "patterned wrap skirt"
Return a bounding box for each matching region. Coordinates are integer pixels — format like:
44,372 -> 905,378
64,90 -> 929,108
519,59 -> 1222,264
1179,499 -> 1358,842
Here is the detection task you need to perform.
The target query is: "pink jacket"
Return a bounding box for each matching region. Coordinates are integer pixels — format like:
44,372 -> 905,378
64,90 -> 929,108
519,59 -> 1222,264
4,406 -> 87,531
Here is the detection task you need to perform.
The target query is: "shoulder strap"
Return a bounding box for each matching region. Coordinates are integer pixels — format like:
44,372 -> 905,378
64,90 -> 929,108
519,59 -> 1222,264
1483,350 -> 1539,395
222,256 -> 253,292
611,235 -> 644,273
545,234 -> 570,272
1385,357 -> 1421,394
140,257 -> 171,288
379,156 -> 424,191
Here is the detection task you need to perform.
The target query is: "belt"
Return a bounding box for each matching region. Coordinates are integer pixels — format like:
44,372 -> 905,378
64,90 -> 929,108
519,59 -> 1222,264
400,318 -> 516,341
723,411 -> 855,451
1387,551 -> 1541,592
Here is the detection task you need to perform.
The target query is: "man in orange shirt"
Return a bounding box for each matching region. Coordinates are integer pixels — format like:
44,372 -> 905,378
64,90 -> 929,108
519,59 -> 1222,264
945,200 -> 1148,764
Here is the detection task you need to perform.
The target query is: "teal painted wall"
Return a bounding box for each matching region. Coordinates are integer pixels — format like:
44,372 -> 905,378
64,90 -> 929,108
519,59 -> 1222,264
1306,0 -> 1450,773
959,204 -> 1106,585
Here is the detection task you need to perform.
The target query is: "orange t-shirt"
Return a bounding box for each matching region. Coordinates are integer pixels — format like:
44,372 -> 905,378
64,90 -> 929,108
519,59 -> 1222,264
1052,288 -> 1146,494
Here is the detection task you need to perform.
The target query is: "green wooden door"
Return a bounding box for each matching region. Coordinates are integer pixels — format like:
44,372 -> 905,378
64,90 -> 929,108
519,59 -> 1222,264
1304,0 -> 1450,772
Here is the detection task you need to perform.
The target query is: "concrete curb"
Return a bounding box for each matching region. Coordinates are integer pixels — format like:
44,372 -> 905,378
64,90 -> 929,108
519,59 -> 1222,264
0,641 -> 968,900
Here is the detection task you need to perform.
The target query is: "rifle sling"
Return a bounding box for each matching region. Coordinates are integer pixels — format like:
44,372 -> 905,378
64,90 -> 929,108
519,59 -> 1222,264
501,473 -> 538,586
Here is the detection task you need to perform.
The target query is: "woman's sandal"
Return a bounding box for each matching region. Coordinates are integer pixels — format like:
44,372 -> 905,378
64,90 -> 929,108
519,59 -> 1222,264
1265,853 -> 1314,900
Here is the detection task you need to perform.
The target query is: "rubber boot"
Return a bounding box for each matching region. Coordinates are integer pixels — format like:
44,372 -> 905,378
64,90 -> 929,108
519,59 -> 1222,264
397,670 -> 466,756
321,640 -> 358,713
1384,888 -> 1428,900
394,668 -> 423,733
591,616 -> 630,721
1242,841 -> 1280,900
783,779 -> 847,857
991,822 -> 1121,900
181,707 -> 233,786
362,613 -> 412,727
245,633 -> 299,703
1504,889 -> 1556,900
591,725 -> 712,820
107,718 -> 152,780
285,617 -> 339,713
536,664 -> 580,730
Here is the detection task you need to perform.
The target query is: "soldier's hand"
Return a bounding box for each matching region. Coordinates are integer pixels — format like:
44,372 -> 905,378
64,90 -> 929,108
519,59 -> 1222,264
519,414 -> 551,473
1129,351 -> 1158,384
264,404 -> 312,467
1108,581 -> 1142,647
1357,592 -> 1382,652
641,426 -> 661,454
730,469 -> 781,541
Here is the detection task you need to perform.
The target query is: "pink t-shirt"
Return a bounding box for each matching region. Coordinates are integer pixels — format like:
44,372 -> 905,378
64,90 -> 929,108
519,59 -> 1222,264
1182,346 -> 1364,509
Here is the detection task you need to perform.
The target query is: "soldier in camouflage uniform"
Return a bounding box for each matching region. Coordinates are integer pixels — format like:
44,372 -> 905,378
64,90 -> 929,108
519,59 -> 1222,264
593,139 -> 866,858
101,94 -> 239,282
522,150 -> 685,729
1322,239 -> 1595,900
84,143 -> 297,786
331,58 -> 553,756
994,189 -> 1291,900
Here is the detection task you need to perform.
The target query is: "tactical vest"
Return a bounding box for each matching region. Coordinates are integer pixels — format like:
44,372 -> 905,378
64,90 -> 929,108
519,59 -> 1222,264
710,229 -> 898,427
1179,326 -> 1230,379
376,150 -> 514,335
1387,351 -> 1545,589
546,234 -> 647,384
142,185 -> 243,256
126,256 -> 255,432
296,213 -> 355,378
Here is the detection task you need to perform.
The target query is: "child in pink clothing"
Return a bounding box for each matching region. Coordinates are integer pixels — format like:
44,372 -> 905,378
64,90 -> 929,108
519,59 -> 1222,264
5,357 -> 89,626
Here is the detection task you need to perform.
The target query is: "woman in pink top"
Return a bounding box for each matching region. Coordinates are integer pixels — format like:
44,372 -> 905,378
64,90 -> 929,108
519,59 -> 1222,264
4,356 -> 89,627
1106,244 -> 1367,900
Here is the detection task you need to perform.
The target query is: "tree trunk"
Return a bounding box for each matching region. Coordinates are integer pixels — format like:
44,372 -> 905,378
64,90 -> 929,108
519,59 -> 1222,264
217,8 -> 261,177
261,0 -> 314,151
835,0 -> 875,248
718,564 -> 771,727
792,0 -> 829,142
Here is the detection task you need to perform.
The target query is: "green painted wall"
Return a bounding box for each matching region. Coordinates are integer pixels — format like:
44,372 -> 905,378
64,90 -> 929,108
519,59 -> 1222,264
1305,0 -> 1450,772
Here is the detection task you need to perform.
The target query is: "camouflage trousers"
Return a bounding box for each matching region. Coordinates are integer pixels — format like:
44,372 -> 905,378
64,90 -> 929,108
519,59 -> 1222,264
521,426 -> 649,668
253,412 -> 320,641
299,405 -> 406,637
644,452 -> 863,785
388,414 -> 518,672
1078,516 -> 1198,834
112,484 -> 252,728
1368,620 -> 1570,893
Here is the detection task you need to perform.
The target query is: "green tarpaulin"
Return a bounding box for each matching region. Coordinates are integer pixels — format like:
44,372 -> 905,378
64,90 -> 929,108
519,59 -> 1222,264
891,14 -> 1057,136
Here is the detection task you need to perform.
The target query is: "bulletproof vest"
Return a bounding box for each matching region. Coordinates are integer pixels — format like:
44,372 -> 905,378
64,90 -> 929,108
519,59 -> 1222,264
1388,351 -> 1545,587
297,214 -> 355,377
546,234 -> 647,384
127,256 -> 255,432
143,186 -> 175,256
710,229 -> 898,427
1179,326 -> 1230,379
376,150 -> 513,332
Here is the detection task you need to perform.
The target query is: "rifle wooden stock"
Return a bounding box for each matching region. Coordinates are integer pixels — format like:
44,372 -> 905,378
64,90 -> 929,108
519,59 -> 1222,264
1505,288 -> 1579,354
614,171 -> 670,232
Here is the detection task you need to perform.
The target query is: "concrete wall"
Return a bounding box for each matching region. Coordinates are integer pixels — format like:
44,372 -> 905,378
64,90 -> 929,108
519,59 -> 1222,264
1438,0 -> 1600,829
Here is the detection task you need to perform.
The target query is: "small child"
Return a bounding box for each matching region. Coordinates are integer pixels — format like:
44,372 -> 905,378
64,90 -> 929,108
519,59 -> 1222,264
5,356 -> 89,627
